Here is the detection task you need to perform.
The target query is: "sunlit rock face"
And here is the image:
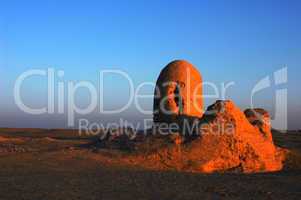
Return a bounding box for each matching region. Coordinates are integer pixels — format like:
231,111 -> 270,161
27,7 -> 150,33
141,100 -> 286,173
153,60 -> 203,124
191,100 -> 284,173
143,61 -> 287,173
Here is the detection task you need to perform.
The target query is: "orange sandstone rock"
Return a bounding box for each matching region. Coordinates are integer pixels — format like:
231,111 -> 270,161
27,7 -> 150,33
188,100 -> 284,173
139,100 -> 285,173
106,61 -> 288,173
153,60 -> 203,124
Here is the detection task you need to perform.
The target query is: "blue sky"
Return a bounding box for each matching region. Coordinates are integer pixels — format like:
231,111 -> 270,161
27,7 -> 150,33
0,0 -> 300,129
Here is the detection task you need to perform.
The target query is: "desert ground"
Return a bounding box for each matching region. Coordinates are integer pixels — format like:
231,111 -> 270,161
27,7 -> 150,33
0,128 -> 300,200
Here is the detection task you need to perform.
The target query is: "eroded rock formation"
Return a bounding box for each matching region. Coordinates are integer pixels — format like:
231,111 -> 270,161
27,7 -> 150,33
153,60 -> 203,124
136,100 -> 286,173
187,100 -> 285,173
98,60 -> 288,173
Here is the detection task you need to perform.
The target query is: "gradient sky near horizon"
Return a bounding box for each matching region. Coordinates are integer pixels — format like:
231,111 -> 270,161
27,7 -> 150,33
0,0 -> 300,129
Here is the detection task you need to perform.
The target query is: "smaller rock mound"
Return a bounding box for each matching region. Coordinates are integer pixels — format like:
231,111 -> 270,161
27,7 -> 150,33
134,100 -> 286,173
187,100 -> 285,173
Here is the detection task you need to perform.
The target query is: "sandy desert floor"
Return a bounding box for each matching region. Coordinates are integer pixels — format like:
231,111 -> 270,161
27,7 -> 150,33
0,128 -> 300,200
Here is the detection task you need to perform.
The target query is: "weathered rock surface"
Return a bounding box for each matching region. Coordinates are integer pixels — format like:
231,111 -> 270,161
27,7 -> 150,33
153,60 -> 203,124
188,100 -> 285,173
137,100 -> 286,173
244,108 -> 272,141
